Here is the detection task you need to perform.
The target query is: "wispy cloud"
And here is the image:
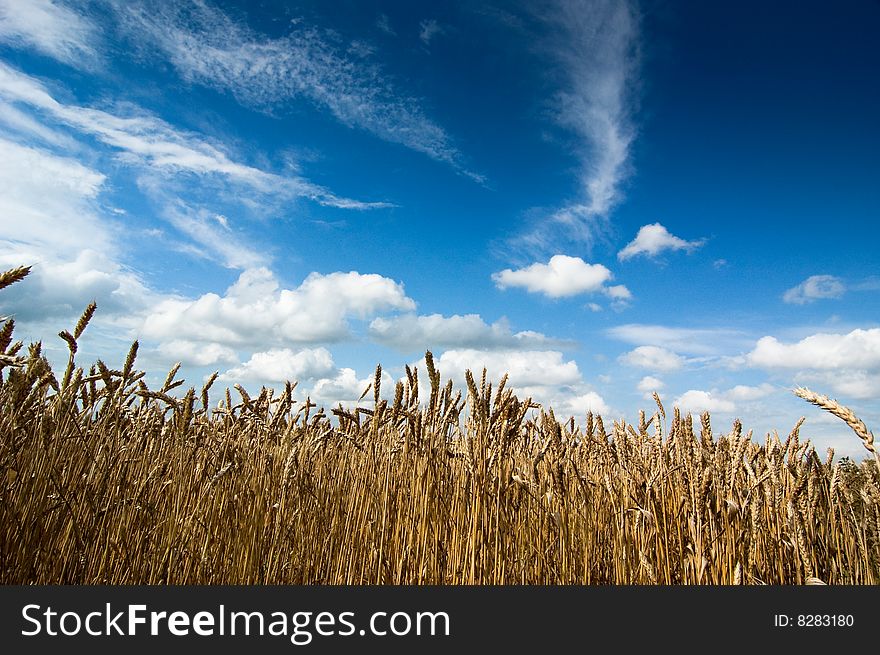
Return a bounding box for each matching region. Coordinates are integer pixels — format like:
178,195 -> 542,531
607,323 -> 749,356
617,222 -> 705,261
376,14 -> 395,36
512,0 -> 639,254
783,274 -> 846,304
0,98 -> 79,148
110,0 -> 478,178
0,62 -> 383,210
419,19 -> 444,46
0,0 -> 100,68
155,198 -> 269,270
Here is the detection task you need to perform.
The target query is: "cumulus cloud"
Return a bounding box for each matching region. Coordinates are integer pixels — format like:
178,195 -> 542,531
219,348 -> 336,383
726,383 -> 775,402
617,223 -> 705,261
745,328 -> 880,400
674,390 -> 735,414
411,348 -> 609,418
746,329 -> 880,371
0,0 -> 99,68
618,346 -> 685,372
0,139 -> 156,326
308,367 -> 398,408
674,383 -> 774,415
368,314 -> 569,352
637,375 -> 664,394
492,255 -> 628,299
782,275 -> 846,304
0,249 -> 157,327
158,340 -> 237,367
551,391 -> 610,417
427,349 -> 581,388
141,267 -> 416,350
799,370 -> 880,401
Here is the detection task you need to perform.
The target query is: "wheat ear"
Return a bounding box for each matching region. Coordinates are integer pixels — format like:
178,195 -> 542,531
794,387 -> 879,474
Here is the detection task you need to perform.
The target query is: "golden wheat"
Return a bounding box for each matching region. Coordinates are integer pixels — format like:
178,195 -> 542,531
1,265 -> 878,584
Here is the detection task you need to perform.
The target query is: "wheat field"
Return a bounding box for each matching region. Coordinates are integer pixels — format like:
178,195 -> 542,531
1,265 -> 878,584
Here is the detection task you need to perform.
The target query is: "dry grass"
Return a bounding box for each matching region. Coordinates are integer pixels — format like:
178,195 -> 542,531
1,266 -> 879,584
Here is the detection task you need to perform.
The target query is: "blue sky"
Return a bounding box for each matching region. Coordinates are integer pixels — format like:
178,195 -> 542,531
1,0 -> 878,458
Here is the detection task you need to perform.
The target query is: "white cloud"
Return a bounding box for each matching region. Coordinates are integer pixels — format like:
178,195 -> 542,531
797,370 -> 880,401
0,138 -> 106,252
0,61 -> 381,210
783,275 -> 846,304
637,375 -> 664,394
141,267 -> 416,349
0,0 -> 99,68
617,223 -> 705,261
309,367 -> 398,408
428,349 -> 581,389
674,383 -> 774,415
745,329 -> 880,401
0,248 -> 157,327
155,198 -> 269,270
674,390 -> 735,414
726,383 -> 775,402
604,283 -> 632,310
513,0 -> 639,253
607,323 -> 748,356
0,98 -> 78,148
619,346 -> 685,372
492,255 -> 628,299
219,348 -> 336,383
419,19 -> 444,45
746,329 -> 880,371
410,348 -> 610,418
552,391 -> 610,417
368,314 -> 568,352
604,284 -> 631,300
110,1 -> 474,176
159,340 -> 237,367
310,368 -> 365,406
0,139 -> 156,325
853,277 -> 880,292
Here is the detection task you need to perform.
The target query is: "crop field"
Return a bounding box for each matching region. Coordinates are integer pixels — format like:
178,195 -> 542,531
1,266 -> 878,585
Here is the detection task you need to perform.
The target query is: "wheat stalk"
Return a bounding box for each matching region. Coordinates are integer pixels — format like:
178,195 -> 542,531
794,387 -> 879,474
